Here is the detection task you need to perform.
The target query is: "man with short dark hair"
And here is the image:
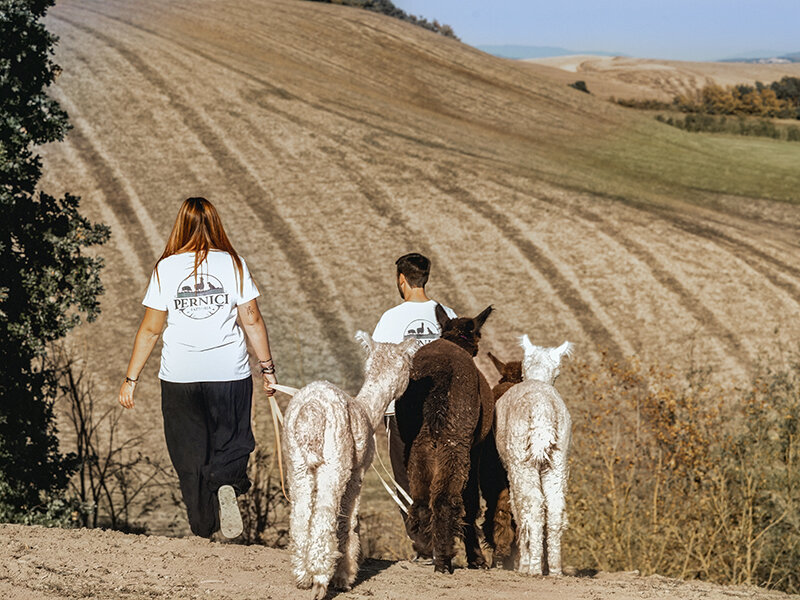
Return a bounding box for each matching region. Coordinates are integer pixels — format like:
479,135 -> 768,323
372,252 -> 456,517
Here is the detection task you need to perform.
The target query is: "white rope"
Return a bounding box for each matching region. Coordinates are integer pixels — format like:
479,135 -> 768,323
267,393 -> 288,500
371,464 -> 408,514
374,434 -> 413,505
269,383 -> 300,399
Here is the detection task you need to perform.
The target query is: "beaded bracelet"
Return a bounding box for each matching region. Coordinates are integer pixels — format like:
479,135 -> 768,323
258,359 -> 275,375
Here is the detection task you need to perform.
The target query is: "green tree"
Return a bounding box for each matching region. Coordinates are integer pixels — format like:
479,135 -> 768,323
1,0 -> 109,521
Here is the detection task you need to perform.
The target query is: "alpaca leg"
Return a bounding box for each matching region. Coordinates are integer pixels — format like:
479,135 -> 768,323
307,464 -> 347,599
494,488 -> 517,570
463,444 -> 487,569
479,431 -> 515,568
332,472 -> 363,591
431,445 -> 469,574
407,442 -> 433,558
288,468 -> 315,589
510,466 -> 545,575
506,467 -> 527,572
542,457 -> 568,575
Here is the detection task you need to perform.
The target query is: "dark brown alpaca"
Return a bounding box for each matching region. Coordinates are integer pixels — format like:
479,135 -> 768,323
480,352 -> 522,568
395,304 -> 493,574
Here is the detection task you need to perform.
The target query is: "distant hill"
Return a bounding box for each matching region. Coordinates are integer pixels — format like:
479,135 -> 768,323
477,44 -> 621,59
720,51 -> 800,64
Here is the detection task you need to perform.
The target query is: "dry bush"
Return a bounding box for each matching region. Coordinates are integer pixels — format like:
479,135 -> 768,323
48,345 -> 176,532
563,352 -> 800,593
238,446 -> 289,547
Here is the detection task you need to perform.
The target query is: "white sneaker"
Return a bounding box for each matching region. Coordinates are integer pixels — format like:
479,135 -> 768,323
218,484 -> 243,539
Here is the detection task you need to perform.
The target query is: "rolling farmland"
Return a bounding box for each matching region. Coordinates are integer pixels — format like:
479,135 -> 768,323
36,0 -> 800,536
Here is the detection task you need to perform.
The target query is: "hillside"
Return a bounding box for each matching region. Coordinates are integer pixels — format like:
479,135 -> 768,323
2,524 -> 796,600
36,0 -> 800,537
524,54 -> 800,100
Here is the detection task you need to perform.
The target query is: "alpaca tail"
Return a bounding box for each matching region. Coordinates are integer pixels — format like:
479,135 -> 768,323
420,367 -> 453,438
293,400 -> 326,469
511,398 -> 558,468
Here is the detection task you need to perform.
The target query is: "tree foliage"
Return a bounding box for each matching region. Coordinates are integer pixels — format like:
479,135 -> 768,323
619,77 -> 800,120
0,0 -> 109,521
674,78 -> 800,119
305,0 -> 459,40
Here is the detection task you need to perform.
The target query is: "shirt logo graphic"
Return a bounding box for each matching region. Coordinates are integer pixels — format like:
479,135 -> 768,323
403,319 -> 439,343
173,274 -> 229,320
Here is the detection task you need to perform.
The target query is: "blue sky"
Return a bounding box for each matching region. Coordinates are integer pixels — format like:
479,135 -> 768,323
392,1 -> 800,61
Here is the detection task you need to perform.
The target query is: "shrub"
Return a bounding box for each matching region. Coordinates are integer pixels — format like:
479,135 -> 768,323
562,353 -> 800,593
657,113 -> 797,141
569,81 -> 590,94
622,78 -> 800,119
305,0 -> 459,39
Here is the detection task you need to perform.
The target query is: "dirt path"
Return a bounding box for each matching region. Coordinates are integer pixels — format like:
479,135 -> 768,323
0,524 -> 795,600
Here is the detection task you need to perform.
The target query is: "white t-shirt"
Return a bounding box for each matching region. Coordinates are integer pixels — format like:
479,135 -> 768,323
142,251 -> 260,383
372,299 -> 457,414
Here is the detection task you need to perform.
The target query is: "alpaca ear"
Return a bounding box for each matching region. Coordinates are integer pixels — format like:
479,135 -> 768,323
401,337 -> 422,356
488,352 -> 506,375
354,330 -> 375,354
434,303 -> 451,329
550,341 -> 573,364
520,334 -> 535,358
474,305 -> 493,331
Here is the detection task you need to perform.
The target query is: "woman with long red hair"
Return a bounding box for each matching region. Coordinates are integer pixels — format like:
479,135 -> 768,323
118,197 -> 277,539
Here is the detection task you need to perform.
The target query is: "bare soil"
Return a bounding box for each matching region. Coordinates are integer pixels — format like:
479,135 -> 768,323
1,524 -> 796,600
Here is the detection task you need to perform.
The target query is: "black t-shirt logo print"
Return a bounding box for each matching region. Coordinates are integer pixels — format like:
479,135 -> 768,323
403,319 -> 438,342
173,274 -> 230,320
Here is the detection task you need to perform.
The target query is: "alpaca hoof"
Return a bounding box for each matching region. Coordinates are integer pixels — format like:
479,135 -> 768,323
331,573 -> 352,591
312,582 -> 327,600
467,557 -> 489,570
434,558 -> 454,574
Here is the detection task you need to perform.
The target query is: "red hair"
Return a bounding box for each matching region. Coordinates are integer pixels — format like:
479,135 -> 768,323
154,197 -> 243,293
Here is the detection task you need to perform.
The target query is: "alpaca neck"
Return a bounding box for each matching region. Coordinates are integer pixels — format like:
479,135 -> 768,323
355,372 -> 396,430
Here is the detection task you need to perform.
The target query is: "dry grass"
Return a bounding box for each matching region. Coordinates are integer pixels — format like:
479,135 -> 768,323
562,352 -> 800,593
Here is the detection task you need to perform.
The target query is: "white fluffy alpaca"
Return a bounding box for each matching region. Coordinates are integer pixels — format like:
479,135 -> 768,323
494,335 -> 573,575
282,332 -> 419,599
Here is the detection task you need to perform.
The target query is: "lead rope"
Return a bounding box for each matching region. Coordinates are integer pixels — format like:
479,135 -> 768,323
267,384 -> 411,514
267,385 -> 296,502
374,434 -> 413,506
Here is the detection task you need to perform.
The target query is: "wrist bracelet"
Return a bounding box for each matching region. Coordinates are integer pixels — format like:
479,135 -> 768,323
261,366 -> 275,374
125,376 -> 138,384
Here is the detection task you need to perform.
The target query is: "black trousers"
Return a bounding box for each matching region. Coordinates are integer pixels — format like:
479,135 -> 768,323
161,377 -> 255,538
385,415 -> 412,517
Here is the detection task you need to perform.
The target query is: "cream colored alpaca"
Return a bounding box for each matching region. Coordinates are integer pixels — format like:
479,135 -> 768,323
283,332 -> 419,599
494,335 -> 573,575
